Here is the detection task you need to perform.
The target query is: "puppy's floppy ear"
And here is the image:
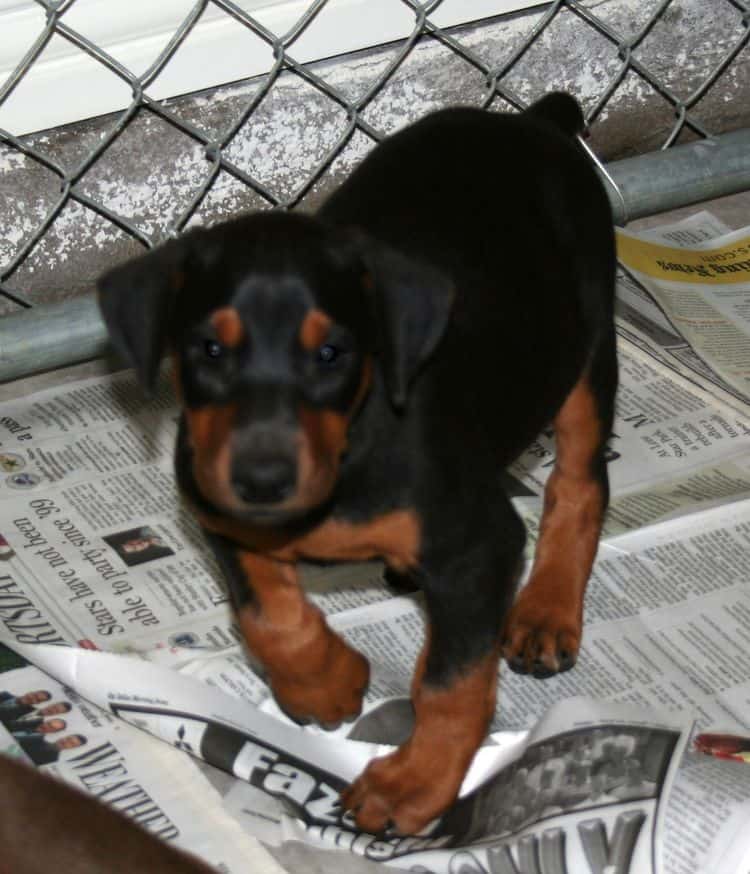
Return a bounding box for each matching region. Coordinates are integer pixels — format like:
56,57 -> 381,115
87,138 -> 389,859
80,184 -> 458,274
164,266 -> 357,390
97,238 -> 186,392
365,241 -> 454,409
525,92 -> 585,138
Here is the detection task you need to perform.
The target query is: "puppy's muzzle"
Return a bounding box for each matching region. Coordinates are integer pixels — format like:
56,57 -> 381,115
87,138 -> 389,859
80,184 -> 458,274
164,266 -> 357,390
232,455 -> 296,504
231,425 -> 298,506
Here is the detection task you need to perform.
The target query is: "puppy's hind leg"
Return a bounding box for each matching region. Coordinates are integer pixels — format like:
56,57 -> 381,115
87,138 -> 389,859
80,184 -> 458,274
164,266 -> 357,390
502,328 -> 617,678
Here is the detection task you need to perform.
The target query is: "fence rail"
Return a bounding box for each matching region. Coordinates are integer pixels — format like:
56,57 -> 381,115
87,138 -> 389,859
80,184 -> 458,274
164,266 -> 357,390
1,0 -> 750,379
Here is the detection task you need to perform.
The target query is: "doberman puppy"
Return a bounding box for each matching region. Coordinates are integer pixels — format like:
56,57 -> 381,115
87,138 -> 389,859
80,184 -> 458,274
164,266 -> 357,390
98,93 -> 617,836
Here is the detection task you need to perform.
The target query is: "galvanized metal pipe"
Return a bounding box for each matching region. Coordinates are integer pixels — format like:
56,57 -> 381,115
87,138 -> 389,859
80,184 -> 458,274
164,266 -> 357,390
605,127 -> 750,226
1,126 -> 750,384
0,295 -> 110,383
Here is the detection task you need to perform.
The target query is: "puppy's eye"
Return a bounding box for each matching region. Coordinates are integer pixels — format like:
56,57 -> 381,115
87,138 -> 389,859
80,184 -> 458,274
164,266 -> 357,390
204,339 -> 223,359
316,343 -> 340,365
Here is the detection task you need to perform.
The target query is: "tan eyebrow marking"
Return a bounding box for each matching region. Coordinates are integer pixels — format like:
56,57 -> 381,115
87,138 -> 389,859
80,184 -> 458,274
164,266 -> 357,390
299,309 -> 332,351
210,307 -> 244,348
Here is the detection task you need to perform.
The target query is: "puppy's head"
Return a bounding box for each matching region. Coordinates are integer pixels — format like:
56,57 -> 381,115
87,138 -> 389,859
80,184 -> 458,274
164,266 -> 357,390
98,212 -> 452,523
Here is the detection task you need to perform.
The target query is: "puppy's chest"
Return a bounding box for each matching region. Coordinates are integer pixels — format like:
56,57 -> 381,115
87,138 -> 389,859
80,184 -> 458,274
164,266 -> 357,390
201,509 -> 421,572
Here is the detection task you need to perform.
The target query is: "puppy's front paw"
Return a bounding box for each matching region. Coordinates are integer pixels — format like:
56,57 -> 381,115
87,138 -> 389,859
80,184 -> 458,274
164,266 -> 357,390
502,593 -> 580,678
342,745 -> 459,835
270,635 -> 369,728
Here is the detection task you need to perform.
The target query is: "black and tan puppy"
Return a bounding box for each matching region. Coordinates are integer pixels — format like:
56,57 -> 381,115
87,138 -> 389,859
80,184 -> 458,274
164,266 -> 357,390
98,93 -> 617,835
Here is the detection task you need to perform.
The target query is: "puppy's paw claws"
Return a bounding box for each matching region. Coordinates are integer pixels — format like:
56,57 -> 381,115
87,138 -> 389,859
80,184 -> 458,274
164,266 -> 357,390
342,751 -> 457,836
502,607 -> 580,678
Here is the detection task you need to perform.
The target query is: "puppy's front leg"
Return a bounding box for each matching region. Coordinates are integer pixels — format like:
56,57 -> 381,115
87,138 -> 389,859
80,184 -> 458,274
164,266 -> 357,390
207,534 -> 369,727
343,508 -> 524,834
343,637 -> 499,835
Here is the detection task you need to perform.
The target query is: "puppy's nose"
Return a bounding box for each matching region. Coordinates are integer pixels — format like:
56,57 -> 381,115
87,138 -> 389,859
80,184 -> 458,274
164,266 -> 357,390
232,456 -> 296,505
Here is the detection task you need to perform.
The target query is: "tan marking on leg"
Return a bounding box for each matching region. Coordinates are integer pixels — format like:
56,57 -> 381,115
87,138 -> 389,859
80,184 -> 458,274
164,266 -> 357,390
342,635 -> 499,834
299,309 -> 332,351
236,552 -> 369,725
503,373 -> 606,675
211,307 -> 244,348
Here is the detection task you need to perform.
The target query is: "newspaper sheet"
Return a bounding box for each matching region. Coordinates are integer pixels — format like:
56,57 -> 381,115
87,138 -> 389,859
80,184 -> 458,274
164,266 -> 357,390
0,641 -> 277,872
615,212 -> 750,415
1,211 -> 750,872
0,636 -> 696,873
511,338 -> 750,542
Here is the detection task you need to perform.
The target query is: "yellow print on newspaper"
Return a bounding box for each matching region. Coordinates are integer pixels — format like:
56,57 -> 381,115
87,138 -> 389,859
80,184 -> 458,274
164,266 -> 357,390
616,231 -> 750,284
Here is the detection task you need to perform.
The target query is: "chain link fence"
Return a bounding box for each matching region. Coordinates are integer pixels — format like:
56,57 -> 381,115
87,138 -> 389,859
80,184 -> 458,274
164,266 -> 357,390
1,0 -> 750,373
